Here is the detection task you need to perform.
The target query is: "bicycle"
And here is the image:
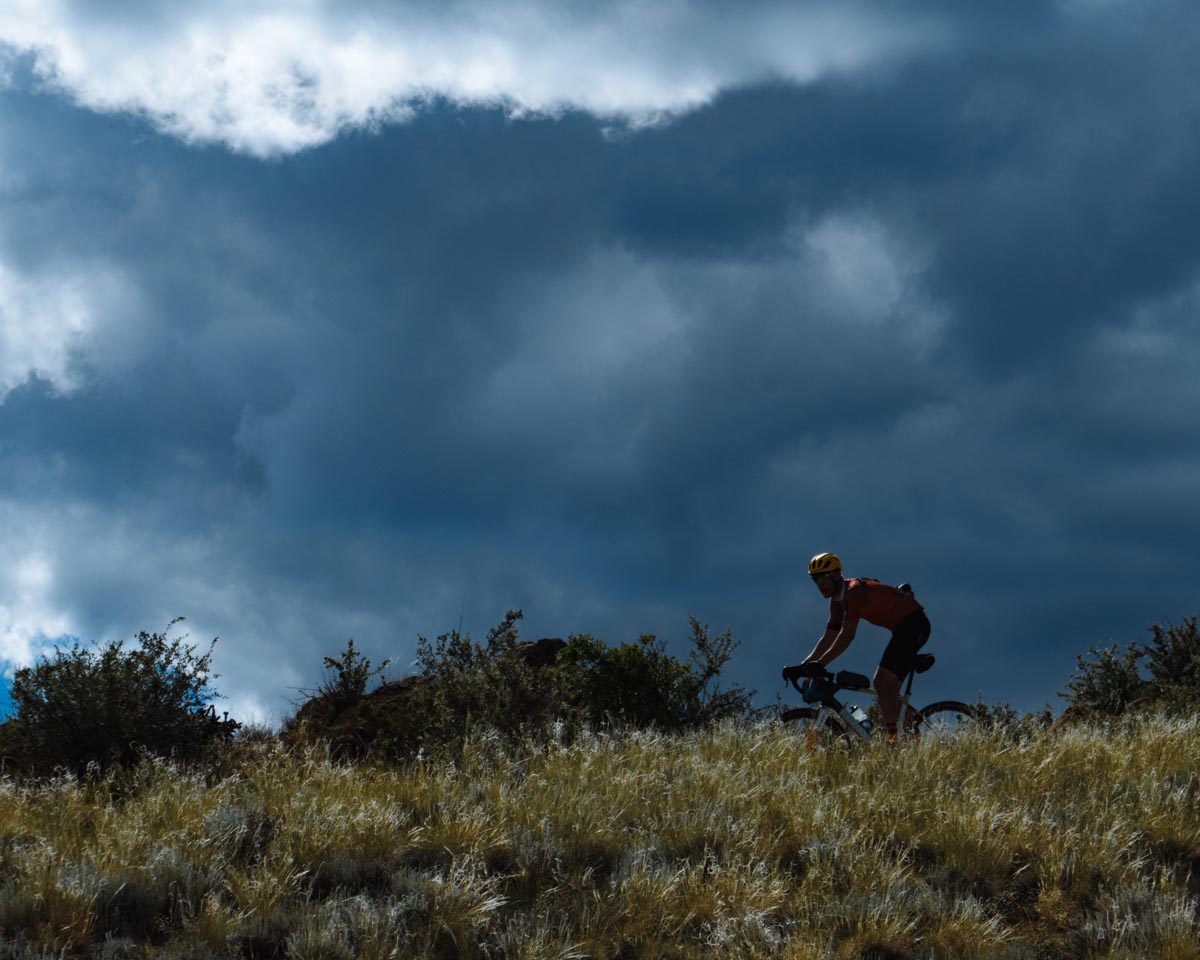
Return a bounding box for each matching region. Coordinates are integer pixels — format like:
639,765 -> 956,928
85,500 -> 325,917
780,655 -> 977,745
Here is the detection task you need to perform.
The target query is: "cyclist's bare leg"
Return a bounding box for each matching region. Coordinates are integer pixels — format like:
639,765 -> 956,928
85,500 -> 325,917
873,666 -> 902,727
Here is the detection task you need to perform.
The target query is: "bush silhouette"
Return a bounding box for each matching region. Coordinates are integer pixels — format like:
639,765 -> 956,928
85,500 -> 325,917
1141,616 -> 1200,712
367,609 -> 547,759
1061,615 -> 1200,716
315,638 -> 392,720
295,611 -> 754,761
0,619 -> 236,776
555,618 -> 751,731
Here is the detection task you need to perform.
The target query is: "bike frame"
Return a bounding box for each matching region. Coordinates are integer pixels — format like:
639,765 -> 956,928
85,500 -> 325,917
795,665 -> 923,742
804,689 -> 918,742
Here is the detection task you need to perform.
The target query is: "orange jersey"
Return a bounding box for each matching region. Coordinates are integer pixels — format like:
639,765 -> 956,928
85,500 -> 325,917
829,578 -> 923,632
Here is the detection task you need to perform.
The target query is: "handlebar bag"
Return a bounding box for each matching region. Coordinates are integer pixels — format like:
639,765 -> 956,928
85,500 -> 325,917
835,670 -> 871,690
801,677 -> 833,703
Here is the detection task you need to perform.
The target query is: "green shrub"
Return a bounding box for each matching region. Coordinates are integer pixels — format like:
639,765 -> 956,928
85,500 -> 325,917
552,632 -> 692,730
1142,616 -> 1200,712
351,611 -> 754,761
1060,642 -> 1149,716
316,638 -> 391,720
1061,615 -> 1200,716
971,698 -> 1056,739
0,619 -> 235,777
366,609 -> 549,759
553,618 -> 752,731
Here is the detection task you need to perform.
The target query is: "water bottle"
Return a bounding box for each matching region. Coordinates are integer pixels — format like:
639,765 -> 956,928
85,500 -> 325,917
851,705 -> 874,734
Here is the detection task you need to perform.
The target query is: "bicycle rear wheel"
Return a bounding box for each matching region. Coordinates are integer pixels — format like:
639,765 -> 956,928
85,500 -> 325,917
910,701 -> 979,741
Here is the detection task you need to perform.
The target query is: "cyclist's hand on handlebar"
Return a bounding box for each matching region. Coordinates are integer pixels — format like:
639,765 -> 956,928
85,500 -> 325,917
782,661 -> 828,684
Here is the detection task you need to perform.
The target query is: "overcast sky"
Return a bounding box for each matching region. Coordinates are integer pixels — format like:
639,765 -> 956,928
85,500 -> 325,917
2,1 -> 1197,723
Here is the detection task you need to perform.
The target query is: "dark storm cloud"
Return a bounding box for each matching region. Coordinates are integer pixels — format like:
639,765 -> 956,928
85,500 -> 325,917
2,3 -> 1199,718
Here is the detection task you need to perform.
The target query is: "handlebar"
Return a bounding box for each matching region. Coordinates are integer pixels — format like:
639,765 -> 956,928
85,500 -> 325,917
782,661 -> 832,689
783,662 -> 874,700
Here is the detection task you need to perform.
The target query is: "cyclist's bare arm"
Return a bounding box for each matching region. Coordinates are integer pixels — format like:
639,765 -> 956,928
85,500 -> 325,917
806,620 -> 859,665
803,627 -> 836,663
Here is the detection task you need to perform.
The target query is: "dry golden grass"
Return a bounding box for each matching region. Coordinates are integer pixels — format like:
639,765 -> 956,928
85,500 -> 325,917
1,714 -> 1198,958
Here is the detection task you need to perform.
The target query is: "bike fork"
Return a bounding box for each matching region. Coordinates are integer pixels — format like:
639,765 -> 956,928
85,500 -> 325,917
806,706 -> 833,749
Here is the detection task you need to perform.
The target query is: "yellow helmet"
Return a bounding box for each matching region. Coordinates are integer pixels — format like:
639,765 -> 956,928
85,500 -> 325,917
808,552 -> 842,576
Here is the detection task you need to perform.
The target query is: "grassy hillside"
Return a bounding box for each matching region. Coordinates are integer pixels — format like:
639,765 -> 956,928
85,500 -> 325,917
1,716 -> 1198,959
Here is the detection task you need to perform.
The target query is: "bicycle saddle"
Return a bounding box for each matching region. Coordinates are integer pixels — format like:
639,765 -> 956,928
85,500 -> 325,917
913,653 -> 935,673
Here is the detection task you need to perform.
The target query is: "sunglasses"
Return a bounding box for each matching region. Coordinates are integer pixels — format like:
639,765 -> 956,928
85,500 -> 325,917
811,571 -> 838,583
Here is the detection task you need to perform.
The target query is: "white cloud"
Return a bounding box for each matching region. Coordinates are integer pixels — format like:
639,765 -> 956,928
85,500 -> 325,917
0,1 -> 948,156
0,260 -> 138,400
0,498 -> 305,726
0,493 -> 477,725
796,211 -> 946,348
804,213 -> 909,321
0,511 -> 76,670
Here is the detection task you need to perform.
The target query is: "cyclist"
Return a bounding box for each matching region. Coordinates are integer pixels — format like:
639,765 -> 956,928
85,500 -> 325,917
785,552 -> 930,741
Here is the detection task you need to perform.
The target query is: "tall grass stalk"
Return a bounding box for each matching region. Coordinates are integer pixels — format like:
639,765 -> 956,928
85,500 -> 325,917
1,715 -> 1197,958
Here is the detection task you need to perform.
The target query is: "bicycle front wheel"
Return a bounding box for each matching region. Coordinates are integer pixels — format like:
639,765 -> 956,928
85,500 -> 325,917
910,701 -> 979,741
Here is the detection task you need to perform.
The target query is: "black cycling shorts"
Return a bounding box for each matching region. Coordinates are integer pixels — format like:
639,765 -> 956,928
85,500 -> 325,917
879,610 -> 931,679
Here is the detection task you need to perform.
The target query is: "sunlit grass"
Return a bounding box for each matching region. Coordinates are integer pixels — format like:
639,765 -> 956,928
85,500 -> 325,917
1,714 -> 1198,958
